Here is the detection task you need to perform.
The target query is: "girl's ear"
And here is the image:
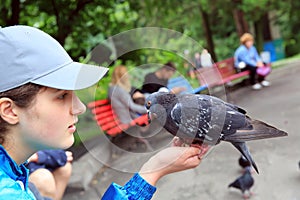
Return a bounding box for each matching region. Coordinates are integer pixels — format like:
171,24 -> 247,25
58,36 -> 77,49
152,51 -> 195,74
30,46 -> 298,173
0,98 -> 19,124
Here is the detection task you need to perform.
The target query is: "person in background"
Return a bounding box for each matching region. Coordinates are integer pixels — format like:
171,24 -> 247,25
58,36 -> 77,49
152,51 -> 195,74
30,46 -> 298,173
141,62 -> 186,96
26,150 -> 73,200
108,65 -> 147,124
0,25 -> 208,200
200,49 -> 213,68
234,33 -> 271,90
194,52 -> 202,69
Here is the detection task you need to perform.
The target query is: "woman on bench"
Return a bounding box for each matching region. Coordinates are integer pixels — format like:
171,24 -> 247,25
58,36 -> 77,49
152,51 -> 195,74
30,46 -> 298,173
108,65 -> 148,124
234,33 -> 271,90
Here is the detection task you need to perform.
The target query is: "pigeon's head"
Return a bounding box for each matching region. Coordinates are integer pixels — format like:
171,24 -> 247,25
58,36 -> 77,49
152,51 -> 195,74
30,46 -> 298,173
145,92 -> 177,123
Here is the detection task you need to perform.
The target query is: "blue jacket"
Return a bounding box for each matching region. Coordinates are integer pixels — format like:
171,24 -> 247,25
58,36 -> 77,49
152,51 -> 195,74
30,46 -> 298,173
234,45 -> 262,68
102,173 -> 157,200
0,145 -> 36,200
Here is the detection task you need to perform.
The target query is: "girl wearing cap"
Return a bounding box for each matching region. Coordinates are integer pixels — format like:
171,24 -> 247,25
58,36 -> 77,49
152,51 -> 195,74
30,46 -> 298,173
0,26 -> 208,200
234,33 -> 271,90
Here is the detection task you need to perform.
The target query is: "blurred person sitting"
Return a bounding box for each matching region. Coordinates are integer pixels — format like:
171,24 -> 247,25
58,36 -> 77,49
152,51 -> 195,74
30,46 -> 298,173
234,33 -> 271,90
26,150 -> 73,200
108,65 -> 148,125
141,62 -> 186,96
200,49 -> 213,68
194,52 -> 202,69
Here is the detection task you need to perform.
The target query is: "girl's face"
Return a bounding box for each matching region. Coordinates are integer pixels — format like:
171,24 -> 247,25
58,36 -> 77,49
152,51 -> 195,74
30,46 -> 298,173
18,87 -> 86,150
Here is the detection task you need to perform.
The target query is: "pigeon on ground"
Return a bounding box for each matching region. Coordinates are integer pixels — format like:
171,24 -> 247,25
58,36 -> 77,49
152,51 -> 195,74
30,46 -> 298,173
145,92 -> 288,173
228,166 -> 254,199
239,155 -> 251,169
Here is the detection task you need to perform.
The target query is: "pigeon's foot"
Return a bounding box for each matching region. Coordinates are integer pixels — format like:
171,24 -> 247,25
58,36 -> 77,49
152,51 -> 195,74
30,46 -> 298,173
242,191 -> 254,199
242,194 -> 250,199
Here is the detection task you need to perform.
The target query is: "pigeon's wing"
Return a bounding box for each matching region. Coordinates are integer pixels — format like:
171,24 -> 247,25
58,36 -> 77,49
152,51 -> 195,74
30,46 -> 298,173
229,173 -> 254,193
223,118 -> 288,142
195,95 -> 253,138
170,101 -> 213,141
170,94 -> 226,143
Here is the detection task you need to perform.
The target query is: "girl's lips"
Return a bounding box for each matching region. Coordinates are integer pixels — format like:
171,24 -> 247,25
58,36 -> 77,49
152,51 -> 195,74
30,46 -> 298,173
68,124 -> 76,133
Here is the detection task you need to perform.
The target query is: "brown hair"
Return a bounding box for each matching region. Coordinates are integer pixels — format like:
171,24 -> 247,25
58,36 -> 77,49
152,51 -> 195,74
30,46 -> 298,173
110,65 -> 131,92
0,83 -> 42,144
162,62 -> 176,71
240,33 -> 254,44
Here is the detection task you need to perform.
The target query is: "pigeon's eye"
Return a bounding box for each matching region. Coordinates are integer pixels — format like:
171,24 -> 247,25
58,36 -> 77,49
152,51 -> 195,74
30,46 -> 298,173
147,101 -> 151,107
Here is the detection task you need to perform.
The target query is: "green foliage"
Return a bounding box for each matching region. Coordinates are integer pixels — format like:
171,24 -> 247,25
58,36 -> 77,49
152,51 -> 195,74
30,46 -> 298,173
2,0 -> 299,144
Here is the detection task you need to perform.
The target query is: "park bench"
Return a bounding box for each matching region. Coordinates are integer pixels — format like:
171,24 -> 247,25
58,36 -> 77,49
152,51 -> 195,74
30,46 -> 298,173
196,57 -> 250,88
167,76 -> 208,94
87,99 -> 149,137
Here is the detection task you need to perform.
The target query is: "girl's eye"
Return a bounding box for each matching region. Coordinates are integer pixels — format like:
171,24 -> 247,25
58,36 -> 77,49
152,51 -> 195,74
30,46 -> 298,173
58,93 -> 68,100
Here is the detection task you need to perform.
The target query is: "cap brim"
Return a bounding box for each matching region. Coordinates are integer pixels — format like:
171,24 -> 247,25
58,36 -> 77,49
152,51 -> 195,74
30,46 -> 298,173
31,62 -> 108,90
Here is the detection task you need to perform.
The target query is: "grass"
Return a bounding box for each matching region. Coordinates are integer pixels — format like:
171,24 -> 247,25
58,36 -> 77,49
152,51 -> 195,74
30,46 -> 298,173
271,53 -> 300,69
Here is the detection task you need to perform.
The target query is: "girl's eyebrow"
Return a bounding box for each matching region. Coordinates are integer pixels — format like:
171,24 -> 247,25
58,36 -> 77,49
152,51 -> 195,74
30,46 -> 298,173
47,88 -> 65,94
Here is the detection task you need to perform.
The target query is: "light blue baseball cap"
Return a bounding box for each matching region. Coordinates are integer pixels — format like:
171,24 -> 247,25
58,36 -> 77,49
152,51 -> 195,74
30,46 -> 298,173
0,25 -> 108,92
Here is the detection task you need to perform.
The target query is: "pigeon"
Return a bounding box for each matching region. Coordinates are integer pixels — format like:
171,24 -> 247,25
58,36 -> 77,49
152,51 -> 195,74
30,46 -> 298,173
239,155 -> 251,169
228,166 -> 254,199
145,92 -> 288,173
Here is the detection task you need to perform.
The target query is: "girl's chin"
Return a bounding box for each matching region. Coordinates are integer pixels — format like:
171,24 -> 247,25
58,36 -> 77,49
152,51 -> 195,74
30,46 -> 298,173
46,135 -> 75,150
61,136 -> 75,149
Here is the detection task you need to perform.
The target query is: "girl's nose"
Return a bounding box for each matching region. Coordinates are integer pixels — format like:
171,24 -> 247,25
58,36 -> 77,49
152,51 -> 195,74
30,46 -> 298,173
71,95 -> 86,115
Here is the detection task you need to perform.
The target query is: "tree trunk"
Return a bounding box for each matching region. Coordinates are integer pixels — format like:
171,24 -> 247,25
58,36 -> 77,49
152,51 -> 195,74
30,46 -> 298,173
8,0 -> 20,25
233,9 -> 249,37
254,19 -> 264,53
262,13 -> 272,41
199,6 -> 217,62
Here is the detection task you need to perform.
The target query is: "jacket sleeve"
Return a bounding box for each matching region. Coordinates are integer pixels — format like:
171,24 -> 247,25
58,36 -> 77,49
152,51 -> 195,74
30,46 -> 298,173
102,173 -> 156,200
117,86 -> 147,115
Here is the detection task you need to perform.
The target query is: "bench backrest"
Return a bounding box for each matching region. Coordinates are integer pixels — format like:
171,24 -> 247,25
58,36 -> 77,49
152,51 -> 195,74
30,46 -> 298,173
196,57 -> 250,87
216,57 -> 236,79
196,66 -> 222,87
87,99 -> 149,136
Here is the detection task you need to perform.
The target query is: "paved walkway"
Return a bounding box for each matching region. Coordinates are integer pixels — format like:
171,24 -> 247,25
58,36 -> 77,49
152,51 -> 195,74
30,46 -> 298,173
63,60 -> 300,200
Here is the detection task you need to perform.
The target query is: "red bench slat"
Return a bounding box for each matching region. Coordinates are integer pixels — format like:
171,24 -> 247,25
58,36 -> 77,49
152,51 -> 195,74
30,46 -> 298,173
88,99 -> 149,136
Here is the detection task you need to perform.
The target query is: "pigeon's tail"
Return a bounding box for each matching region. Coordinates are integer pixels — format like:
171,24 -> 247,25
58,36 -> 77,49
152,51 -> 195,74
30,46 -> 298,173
224,118 -> 288,142
231,142 -> 259,174
228,180 -> 238,188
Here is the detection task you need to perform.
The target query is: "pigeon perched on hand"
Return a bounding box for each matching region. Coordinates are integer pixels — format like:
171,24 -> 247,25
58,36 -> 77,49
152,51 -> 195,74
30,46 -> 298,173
145,92 -> 288,173
228,166 -> 254,199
